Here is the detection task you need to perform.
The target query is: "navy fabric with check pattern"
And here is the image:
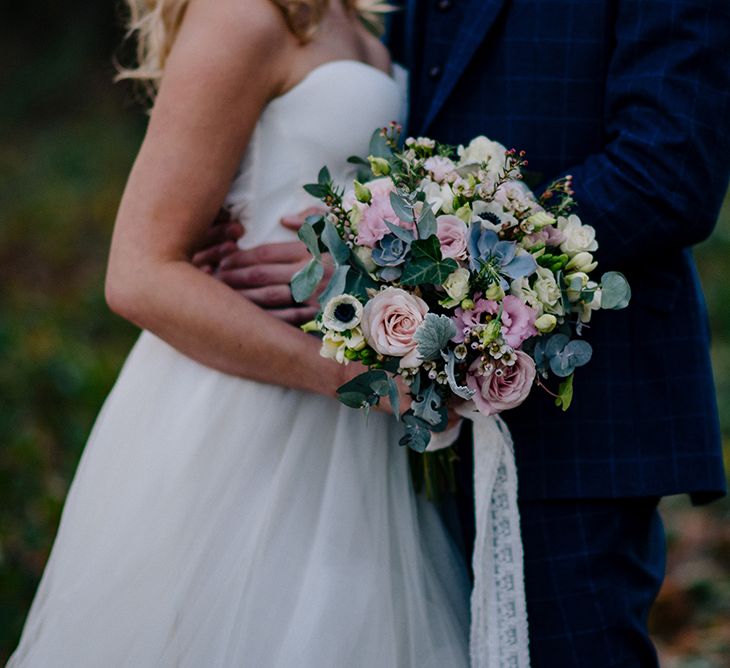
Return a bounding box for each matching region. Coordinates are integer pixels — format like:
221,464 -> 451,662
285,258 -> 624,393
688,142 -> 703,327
388,2 -> 729,664
389,0 -> 730,502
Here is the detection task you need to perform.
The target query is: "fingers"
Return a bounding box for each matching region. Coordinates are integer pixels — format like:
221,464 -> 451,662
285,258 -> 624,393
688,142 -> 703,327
218,242 -> 310,269
280,206 -> 327,231
201,220 -> 245,248
216,263 -> 303,289
239,285 -> 295,308
192,240 -> 239,268
268,306 -> 319,325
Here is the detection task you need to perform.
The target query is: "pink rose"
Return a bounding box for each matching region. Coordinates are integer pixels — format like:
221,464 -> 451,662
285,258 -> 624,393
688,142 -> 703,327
361,287 -> 429,368
466,350 -> 536,416
451,297 -> 491,343
423,156 -> 457,183
354,178 -> 415,248
523,225 -> 565,249
436,215 -> 468,260
484,295 -> 538,349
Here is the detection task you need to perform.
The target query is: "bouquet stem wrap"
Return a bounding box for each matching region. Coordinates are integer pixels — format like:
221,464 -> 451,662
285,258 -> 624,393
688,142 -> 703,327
464,410 -> 530,668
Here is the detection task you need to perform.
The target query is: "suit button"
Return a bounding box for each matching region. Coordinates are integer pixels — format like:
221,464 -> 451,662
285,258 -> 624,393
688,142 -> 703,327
428,65 -> 442,80
437,0 -> 453,10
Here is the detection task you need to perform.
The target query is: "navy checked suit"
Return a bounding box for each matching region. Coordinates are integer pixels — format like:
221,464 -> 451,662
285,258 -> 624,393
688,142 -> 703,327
389,1 -> 729,665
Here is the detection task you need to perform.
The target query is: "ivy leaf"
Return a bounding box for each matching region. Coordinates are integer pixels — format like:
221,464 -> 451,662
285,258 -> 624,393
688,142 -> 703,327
400,236 -> 458,286
554,373 -> 575,412
417,207 -> 438,239
413,314 -> 457,360
600,272 -> 632,310
345,267 -> 378,301
399,412 -> 433,453
318,265 -> 349,307
322,220 -> 350,265
291,259 -> 324,303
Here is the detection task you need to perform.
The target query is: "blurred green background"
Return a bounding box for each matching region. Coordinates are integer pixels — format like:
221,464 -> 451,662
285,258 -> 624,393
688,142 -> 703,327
1,3 -> 728,666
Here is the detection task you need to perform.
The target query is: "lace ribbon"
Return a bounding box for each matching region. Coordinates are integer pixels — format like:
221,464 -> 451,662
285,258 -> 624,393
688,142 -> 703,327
464,412 -> 531,668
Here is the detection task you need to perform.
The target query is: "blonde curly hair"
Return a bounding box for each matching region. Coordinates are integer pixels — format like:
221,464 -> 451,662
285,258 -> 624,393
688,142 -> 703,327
116,0 -> 390,97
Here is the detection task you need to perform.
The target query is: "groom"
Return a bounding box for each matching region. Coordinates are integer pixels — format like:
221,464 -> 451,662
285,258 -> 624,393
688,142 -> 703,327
198,1 -> 730,665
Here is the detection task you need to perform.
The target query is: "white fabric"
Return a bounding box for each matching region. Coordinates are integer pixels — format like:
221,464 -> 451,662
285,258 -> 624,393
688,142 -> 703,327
8,61 -> 471,668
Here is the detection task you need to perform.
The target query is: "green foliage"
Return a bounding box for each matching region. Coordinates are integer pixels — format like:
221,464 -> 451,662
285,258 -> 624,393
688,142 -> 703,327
399,235 -> 458,286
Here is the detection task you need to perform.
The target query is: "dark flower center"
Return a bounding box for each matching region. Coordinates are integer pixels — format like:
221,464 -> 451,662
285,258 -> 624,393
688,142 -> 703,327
478,211 -> 503,228
334,303 -> 357,322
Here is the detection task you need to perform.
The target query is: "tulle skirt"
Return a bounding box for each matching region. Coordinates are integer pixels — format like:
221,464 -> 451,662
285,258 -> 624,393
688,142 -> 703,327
9,332 -> 470,667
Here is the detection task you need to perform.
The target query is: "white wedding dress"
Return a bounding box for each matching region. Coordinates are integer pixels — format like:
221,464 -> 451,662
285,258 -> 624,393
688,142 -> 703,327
8,61 -> 471,668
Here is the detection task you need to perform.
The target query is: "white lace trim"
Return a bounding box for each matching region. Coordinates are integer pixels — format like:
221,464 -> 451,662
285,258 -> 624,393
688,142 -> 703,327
468,413 -> 531,668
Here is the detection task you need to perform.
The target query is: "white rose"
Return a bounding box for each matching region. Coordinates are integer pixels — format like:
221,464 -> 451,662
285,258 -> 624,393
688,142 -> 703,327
558,214 -> 598,256
421,179 -> 455,214
443,268 -> 471,305
457,136 -> 507,170
533,267 -> 565,315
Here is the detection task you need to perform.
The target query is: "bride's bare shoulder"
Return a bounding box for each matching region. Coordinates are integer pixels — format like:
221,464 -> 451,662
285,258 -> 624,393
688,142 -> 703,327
164,0 -> 297,97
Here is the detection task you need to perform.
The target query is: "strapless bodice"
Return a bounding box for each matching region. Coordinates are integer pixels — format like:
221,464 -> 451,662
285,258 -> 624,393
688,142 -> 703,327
225,60 -> 407,249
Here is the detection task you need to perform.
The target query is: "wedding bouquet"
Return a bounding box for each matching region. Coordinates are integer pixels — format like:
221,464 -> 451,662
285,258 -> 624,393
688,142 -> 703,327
293,123 -> 630,452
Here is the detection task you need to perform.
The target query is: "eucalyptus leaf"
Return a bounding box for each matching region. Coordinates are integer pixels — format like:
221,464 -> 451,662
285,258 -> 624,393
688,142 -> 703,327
600,272 -> 632,310
298,222 -> 321,260
337,369 -> 389,396
385,220 -> 415,243
322,221 -> 351,265
414,314 -> 457,360
368,129 -> 392,160
549,339 -> 593,377
318,265 -> 349,307
387,378 -> 401,419
291,259 -> 324,303
338,391 -> 369,409
399,413 -> 433,453
390,192 -> 415,224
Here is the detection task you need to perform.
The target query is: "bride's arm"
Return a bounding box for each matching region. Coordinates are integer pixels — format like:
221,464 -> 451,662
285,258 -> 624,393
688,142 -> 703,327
106,0 -> 349,397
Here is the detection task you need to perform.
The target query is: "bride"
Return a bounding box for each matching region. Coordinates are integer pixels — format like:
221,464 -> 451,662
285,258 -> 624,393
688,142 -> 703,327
8,0 -> 471,666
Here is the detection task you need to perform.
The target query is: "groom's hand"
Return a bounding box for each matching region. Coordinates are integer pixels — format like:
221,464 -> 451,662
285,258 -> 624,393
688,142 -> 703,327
194,207 -> 330,325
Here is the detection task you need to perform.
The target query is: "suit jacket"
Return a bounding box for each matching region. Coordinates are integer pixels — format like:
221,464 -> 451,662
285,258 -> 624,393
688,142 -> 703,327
390,0 -> 729,500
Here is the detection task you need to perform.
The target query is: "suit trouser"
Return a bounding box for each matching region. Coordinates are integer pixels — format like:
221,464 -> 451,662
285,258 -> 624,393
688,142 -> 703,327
451,443 -> 666,668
